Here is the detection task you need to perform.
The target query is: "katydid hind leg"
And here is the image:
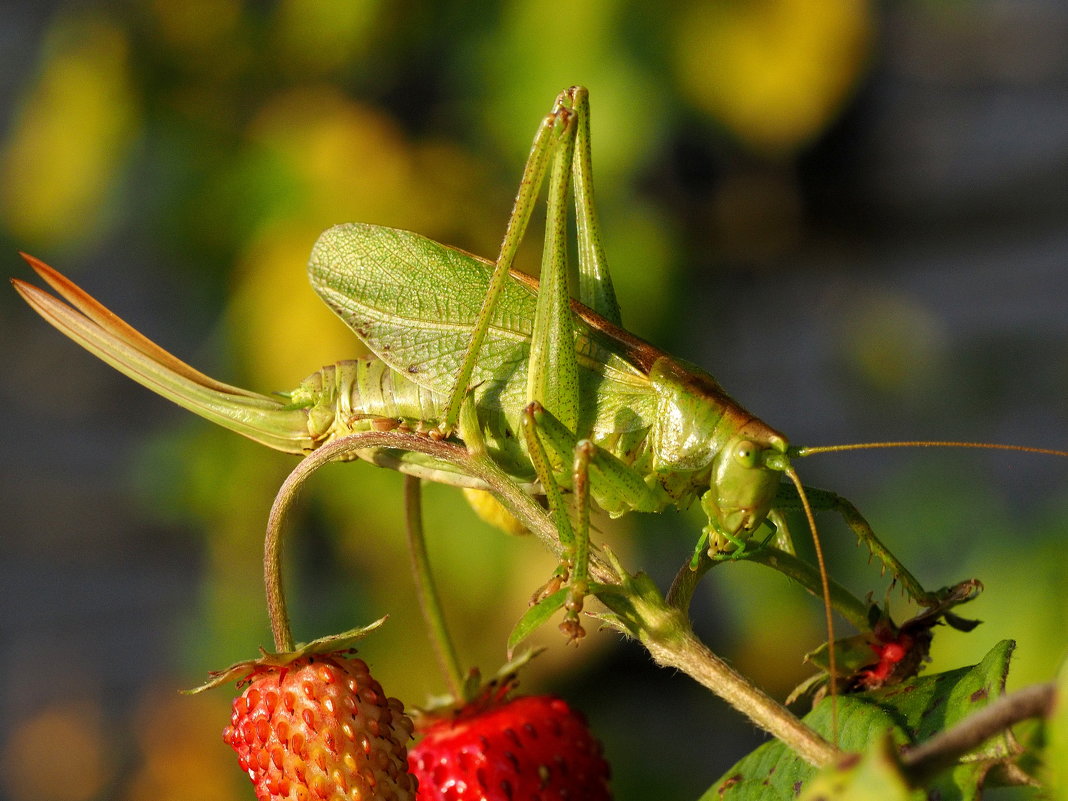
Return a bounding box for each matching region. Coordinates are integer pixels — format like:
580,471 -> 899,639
520,404 -> 575,554
526,100 -> 581,435
442,86 -> 620,437
439,92 -> 564,433
519,404 -> 576,628
559,439 -> 595,642
568,86 -> 621,325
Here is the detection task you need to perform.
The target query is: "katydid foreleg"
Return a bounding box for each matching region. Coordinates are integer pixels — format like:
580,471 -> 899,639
772,484 -> 955,608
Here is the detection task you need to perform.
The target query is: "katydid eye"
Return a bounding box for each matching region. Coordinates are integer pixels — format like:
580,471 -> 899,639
734,441 -> 759,468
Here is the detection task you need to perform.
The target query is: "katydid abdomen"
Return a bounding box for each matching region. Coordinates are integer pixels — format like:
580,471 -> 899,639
14,243 -> 785,548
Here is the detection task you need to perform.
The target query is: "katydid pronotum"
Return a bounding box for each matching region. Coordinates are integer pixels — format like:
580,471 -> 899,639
14,87 -> 1066,696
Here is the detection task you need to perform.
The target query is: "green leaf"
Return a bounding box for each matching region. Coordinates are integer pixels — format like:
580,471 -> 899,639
702,640 -> 1017,801
799,734 -> 922,801
1046,656 -> 1068,799
506,588 -> 568,656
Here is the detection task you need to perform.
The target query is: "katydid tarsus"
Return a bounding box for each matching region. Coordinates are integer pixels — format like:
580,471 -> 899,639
13,87 -> 1067,691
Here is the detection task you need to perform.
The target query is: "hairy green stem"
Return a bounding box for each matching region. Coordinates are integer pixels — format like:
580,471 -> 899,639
403,475 -> 466,700
263,429 -> 833,765
654,630 -> 837,767
611,581 -> 839,768
264,472 -> 297,653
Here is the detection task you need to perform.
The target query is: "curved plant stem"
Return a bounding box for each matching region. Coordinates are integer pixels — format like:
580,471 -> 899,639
264,477 -> 296,654
263,430 -> 571,654
262,429 -> 834,765
404,475 -> 466,700
646,625 -> 838,768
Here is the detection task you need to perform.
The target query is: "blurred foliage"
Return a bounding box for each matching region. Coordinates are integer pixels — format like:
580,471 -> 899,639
1,16 -> 137,249
674,0 -> 873,155
3,1 -> 1067,799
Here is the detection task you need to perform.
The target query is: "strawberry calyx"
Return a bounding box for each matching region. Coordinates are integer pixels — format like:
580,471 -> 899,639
410,647 -> 542,730
184,617 -> 388,694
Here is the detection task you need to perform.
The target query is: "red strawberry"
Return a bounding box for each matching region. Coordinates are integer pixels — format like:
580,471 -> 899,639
408,693 -> 612,801
223,653 -> 417,801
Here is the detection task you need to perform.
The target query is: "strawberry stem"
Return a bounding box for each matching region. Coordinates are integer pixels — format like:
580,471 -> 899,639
264,463 -> 300,653
404,476 -> 466,700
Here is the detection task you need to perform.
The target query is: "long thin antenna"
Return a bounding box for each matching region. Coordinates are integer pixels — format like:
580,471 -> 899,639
784,466 -> 838,743
797,441 -> 1068,459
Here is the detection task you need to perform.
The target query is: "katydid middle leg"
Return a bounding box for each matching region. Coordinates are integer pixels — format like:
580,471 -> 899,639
519,400 -> 671,641
519,403 -> 592,642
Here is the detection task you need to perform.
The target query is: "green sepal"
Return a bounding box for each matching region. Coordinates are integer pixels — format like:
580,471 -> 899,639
507,588 -> 569,657
590,545 -> 683,641
183,618 -> 388,694
410,648 -> 545,729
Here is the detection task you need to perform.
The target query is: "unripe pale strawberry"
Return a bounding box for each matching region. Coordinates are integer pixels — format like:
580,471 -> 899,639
223,654 -> 416,801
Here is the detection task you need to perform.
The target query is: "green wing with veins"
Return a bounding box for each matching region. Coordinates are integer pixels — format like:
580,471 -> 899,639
308,223 -> 654,438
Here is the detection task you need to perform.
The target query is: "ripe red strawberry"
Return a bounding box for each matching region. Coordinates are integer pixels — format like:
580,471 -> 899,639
223,653 -> 417,801
408,693 -> 611,801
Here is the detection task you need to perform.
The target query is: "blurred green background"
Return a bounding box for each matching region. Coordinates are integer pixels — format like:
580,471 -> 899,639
2,0 -> 1067,799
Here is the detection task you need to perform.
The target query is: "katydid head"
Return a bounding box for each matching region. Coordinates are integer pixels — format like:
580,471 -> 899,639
700,424 -> 790,549
701,424 -> 840,739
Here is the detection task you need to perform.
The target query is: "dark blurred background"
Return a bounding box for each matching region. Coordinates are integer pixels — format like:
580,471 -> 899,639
2,1 -> 1067,799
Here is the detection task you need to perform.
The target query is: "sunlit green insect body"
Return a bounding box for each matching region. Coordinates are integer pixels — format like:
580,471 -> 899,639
17,87 -> 1014,661
306,221 -> 790,556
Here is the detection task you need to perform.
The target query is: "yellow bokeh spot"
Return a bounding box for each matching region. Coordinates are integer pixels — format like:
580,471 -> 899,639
0,17 -> 137,248
1,700 -> 111,801
271,0 -> 384,75
675,0 -> 873,155
125,688 -> 238,801
151,0 -> 241,51
247,87 -> 427,227
230,87 -> 507,391
229,221 -> 364,390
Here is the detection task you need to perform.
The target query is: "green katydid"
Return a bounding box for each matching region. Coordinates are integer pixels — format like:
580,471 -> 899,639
13,87 -> 1063,671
